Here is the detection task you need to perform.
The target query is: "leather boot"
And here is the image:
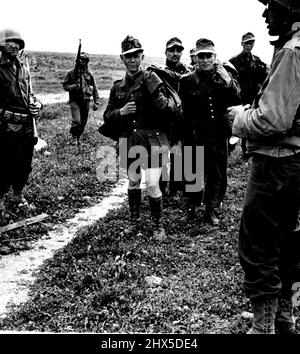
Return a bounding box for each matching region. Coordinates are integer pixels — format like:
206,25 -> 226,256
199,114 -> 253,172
180,206 -> 196,224
275,296 -> 296,334
11,187 -> 29,206
248,297 -> 278,334
148,196 -> 166,240
124,189 -> 141,234
203,207 -> 219,226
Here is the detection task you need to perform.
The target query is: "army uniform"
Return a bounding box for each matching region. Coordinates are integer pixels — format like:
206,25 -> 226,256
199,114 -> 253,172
161,37 -> 190,197
179,38 -> 241,225
230,51 -> 268,105
229,0 -> 300,334
0,28 -> 42,211
102,35 -> 176,238
230,32 -> 268,159
63,52 -> 99,143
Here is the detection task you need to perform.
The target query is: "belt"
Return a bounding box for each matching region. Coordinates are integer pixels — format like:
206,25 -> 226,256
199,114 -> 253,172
0,109 -> 29,123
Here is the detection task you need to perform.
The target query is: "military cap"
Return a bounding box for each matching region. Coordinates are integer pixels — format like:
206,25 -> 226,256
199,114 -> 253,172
242,32 -> 255,43
121,35 -> 143,55
194,38 -> 215,56
190,48 -> 196,56
166,37 -> 184,51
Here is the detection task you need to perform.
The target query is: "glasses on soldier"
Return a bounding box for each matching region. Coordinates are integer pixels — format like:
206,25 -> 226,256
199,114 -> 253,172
197,53 -> 214,59
168,46 -> 183,53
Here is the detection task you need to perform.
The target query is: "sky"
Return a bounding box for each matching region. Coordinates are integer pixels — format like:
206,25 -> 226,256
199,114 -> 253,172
2,0 -> 275,65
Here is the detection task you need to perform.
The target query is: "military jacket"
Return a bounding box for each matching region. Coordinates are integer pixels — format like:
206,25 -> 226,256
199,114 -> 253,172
0,52 -> 30,113
230,52 -> 268,105
103,69 -> 175,137
179,69 -> 241,144
0,52 -> 36,137
63,68 -> 100,104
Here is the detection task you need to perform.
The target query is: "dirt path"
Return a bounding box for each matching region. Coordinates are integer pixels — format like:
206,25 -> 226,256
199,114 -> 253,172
35,90 -> 110,105
0,178 -> 129,319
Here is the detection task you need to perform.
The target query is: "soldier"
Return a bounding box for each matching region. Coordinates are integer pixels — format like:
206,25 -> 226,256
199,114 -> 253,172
228,0 -> 300,334
230,32 -> 268,159
102,35 -> 177,239
179,38 -> 240,225
63,52 -> 100,146
160,37 -> 189,198
0,28 -> 42,214
188,48 -> 197,70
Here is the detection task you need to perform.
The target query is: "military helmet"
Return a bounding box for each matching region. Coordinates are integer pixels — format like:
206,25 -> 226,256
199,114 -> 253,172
258,0 -> 300,13
0,28 -> 25,49
80,52 -> 89,62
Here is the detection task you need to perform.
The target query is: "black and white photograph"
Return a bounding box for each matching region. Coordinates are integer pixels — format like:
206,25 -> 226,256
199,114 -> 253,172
0,0 -> 300,345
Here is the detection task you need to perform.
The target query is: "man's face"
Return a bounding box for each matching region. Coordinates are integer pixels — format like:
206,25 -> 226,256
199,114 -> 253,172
195,52 -> 216,72
263,1 -> 291,36
242,40 -> 255,53
121,51 -> 144,75
79,57 -> 88,66
165,46 -> 183,64
3,40 -> 20,59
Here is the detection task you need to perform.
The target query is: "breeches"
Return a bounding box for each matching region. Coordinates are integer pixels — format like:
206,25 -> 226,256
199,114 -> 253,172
239,153 -> 300,300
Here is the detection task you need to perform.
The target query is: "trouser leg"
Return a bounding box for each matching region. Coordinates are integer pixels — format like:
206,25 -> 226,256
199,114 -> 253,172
11,138 -> 34,196
70,101 -> 81,138
239,155 -> 300,301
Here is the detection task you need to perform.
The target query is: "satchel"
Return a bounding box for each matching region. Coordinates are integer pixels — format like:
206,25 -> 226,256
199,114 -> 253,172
98,120 -> 120,141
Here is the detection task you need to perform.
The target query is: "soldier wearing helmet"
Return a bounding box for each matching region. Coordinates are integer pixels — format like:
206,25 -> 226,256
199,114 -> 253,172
63,50 -> 100,145
228,0 -> 300,334
0,28 -> 42,214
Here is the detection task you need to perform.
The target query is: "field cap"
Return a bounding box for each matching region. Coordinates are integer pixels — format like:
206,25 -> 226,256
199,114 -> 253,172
242,32 -> 255,43
121,35 -> 143,55
194,38 -> 215,56
190,48 -> 196,56
166,37 -> 184,50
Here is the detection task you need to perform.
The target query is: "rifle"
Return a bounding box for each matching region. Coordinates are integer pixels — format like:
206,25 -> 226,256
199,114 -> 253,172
74,39 -> 83,100
24,54 -> 38,144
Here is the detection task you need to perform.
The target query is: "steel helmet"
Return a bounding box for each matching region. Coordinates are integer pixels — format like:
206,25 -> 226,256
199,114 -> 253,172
0,28 -> 25,49
258,0 -> 300,13
80,52 -> 89,62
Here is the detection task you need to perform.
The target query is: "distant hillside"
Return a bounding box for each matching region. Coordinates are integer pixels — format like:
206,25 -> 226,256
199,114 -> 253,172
26,51 -> 165,94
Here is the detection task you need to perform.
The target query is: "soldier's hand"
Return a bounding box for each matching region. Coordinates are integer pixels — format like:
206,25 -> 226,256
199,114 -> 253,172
29,99 -> 42,116
70,83 -> 81,91
214,63 -> 232,87
227,104 -> 250,121
120,102 -> 136,116
93,103 -> 99,111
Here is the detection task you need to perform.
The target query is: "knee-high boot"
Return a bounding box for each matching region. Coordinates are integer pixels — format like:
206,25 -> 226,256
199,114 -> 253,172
148,196 -> 165,240
124,189 -> 141,234
128,189 -> 141,221
275,296 -> 296,334
248,297 -> 278,334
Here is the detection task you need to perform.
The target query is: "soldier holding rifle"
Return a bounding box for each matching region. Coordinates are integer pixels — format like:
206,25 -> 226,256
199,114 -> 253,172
0,28 -> 42,214
63,41 -> 100,146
